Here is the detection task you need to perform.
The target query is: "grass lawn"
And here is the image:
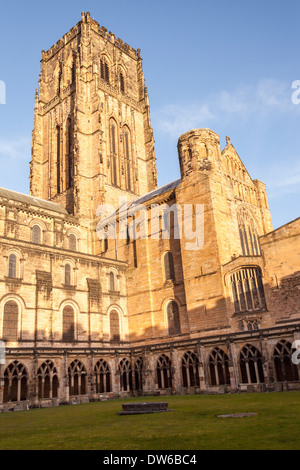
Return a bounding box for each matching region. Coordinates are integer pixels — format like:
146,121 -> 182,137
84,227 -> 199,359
0,392 -> 299,450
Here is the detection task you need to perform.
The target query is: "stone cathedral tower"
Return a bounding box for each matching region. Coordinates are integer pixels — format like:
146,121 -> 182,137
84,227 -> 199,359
30,11 -> 157,236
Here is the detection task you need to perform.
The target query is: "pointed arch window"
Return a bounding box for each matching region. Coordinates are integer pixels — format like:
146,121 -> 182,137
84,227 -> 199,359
118,358 -> 133,392
273,340 -> 299,382
238,211 -> 261,256
109,120 -> 118,186
66,118 -> 74,188
94,359 -> 111,393
182,351 -> 200,387
167,300 -> 181,335
37,361 -> 59,399
100,58 -> 109,83
230,267 -> 266,313
102,235 -> 108,253
68,360 -> 87,396
208,347 -> 231,386
3,361 -> 27,402
119,72 -> 125,93
164,251 -> 175,281
56,125 -> 61,194
71,58 -> 76,84
239,344 -> 265,384
156,354 -> 172,389
123,128 -> 132,191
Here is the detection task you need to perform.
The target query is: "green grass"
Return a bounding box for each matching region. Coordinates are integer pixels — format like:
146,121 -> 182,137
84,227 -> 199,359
0,392 -> 300,450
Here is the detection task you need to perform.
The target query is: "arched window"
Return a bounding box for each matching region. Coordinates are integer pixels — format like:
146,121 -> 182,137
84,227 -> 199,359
68,234 -> 77,251
3,361 -> 28,402
238,210 -> 261,256
102,235 -> 108,253
230,267 -> 266,313
208,347 -> 231,386
119,72 -> 125,93
123,127 -> 132,191
71,58 -> 76,84
110,310 -> 120,342
8,254 -> 17,278
167,301 -> 181,335
62,305 -> 75,341
37,361 -> 59,399
2,300 -> 18,341
100,58 -> 109,83
181,351 -> 200,387
156,354 -> 172,389
109,271 -> 116,292
56,126 -> 61,194
32,225 -> 42,245
118,358 -> 133,392
109,120 -> 118,186
135,357 -> 143,392
64,263 -> 72,286
94,359 -> 111,393
66,118 -> 74,188
164,251 -> 175,281
68,360 -> 87,396
239,344 -> 265,384
274,340 -> 299,382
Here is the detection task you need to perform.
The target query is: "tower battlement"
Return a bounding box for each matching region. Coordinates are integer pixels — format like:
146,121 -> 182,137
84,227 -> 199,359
42,12 -> 137,63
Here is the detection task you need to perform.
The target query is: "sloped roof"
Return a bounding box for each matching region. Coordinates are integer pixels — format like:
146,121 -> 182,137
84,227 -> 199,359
130,178 -> 181,208
98,178 -> 181,226
0,187 -> 68,215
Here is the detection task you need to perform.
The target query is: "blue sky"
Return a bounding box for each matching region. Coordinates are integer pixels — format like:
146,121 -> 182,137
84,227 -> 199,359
0,0 -> 300,230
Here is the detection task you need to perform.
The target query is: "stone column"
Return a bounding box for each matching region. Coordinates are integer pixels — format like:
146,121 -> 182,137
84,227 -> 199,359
89,352 -> 95,398
31,351 -> 39,405
227,341 -> 239,391
142,349 -> 155,395
130,353 -> 136,396
61,351 -> 69,403
197,342 -> 208,392
260,334 -> 274,388
170,348 -> 181,395
112,355 -> 120,396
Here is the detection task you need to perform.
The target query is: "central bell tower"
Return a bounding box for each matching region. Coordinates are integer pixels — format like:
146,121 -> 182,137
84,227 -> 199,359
30,11 -> 157,220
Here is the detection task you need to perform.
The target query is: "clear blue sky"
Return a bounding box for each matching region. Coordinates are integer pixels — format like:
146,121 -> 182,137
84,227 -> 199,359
0,0 -> 300,230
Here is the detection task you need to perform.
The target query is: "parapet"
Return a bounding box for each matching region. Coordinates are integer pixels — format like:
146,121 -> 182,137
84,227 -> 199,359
42,11 -> 137,62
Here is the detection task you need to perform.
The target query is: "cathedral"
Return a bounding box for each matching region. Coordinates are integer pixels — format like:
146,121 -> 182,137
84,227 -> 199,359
0,12 -> 299,409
